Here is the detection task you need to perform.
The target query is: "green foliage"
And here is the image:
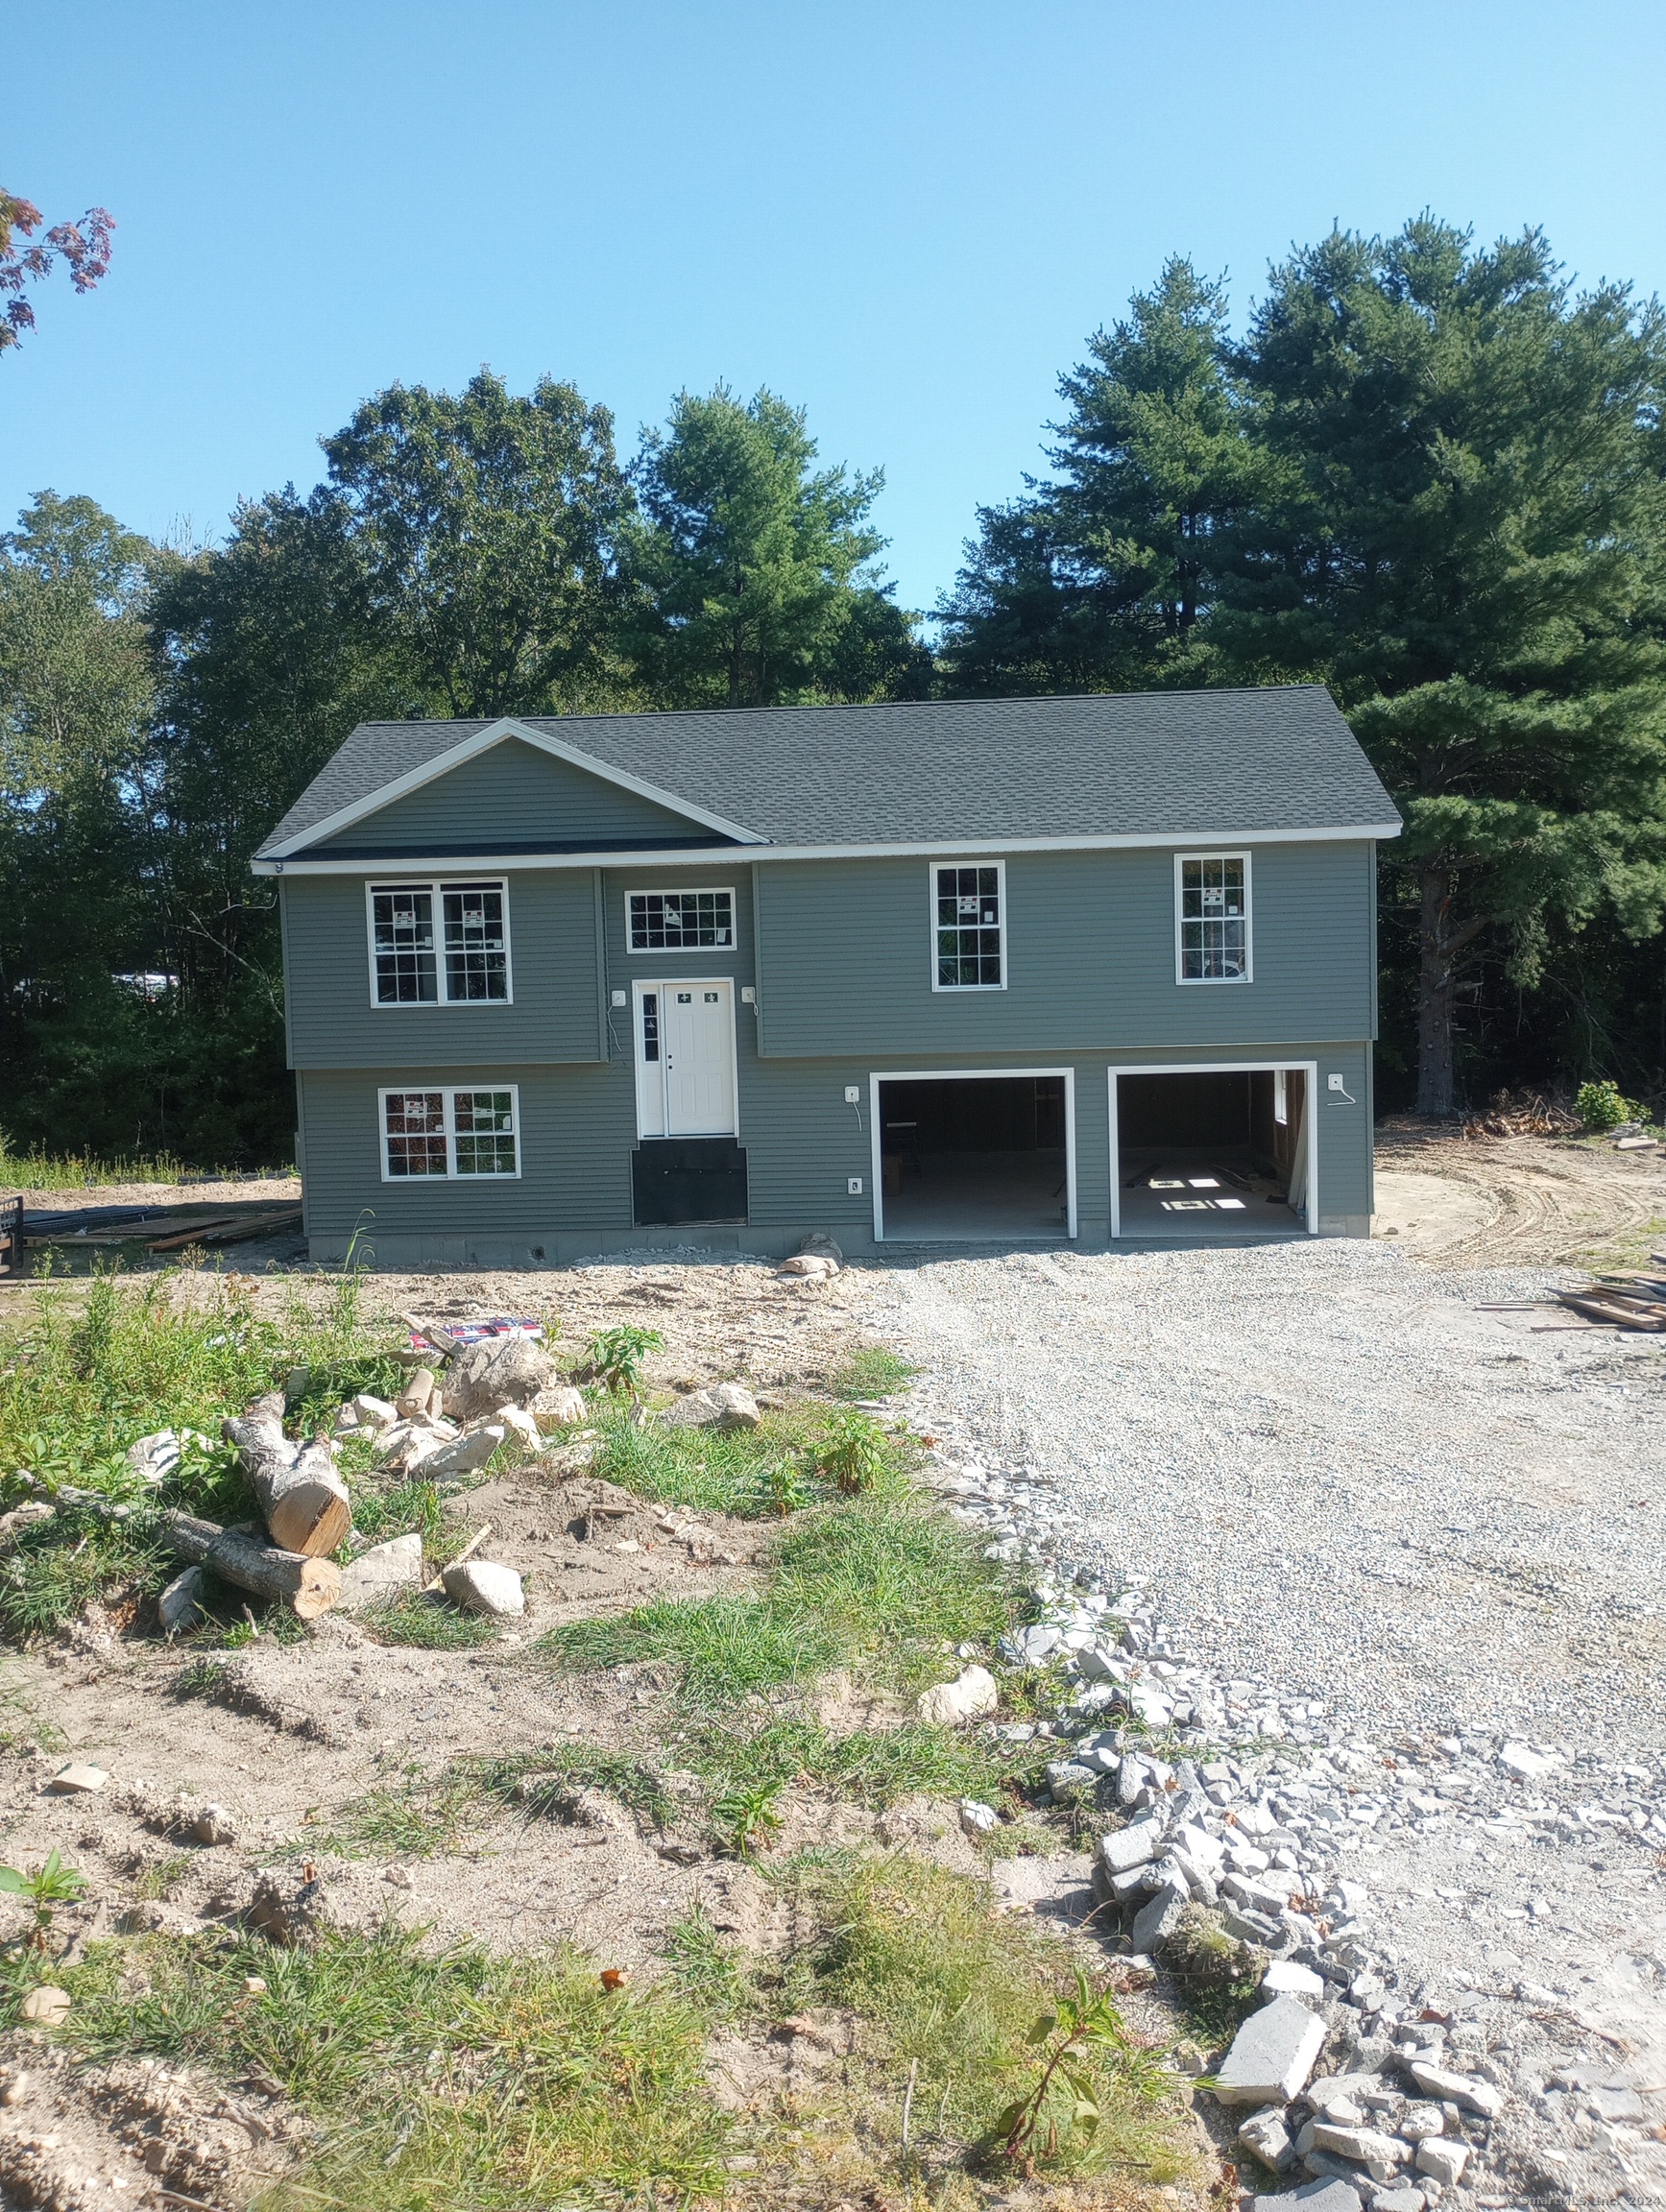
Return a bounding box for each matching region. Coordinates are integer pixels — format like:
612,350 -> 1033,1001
0,1848 -> 88,1946
541,1495 -> 1012,1705
587,1392 -> 910,1520
993,1962 -> 1153,2169
60,1925 -> 731,2206
711,1774 -> 786,1858
584,1323 -> 663,1396
1577,1078 -> 1642,1131
806,1408 -> 888,1496
664,1903 -> 749,2022
826,1346 -> 915,1400
627,385 -> 895,707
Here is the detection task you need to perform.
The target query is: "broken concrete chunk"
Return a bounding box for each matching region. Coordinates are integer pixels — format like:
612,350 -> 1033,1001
531,1384 -> 588,1431
1263,1960 -> 1327,2001
1407,2063 -> 1500,2117
1096,1817 -> 1162,1877
1497,1742 -> 1552,1781
1396,2105 -> 1445,2143
915,1664 -> 997,1726
339,1533 -> 425,1611
1413,2142 -> 1468,2186
1214,1997 -> 1327,2108
1238,2107 -> 1297,2172
1129,1879 -> 1189,1955
1250,2178 -> 1363,2212
48,1762 -> 108,1794
1310,2124 -> 1407,2175
1368,2189 -> 1425,2212
442,1559 -> 524,1618
711,1382 -> 761,1429
157,1563 -> 206,1634
1588,2085 -> 1645,2122
422,1424 -> 508,1479
351,1393 -> 398,1431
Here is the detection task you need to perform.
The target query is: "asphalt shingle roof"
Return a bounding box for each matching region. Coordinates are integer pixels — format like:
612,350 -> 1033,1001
257,687 -> 1399,856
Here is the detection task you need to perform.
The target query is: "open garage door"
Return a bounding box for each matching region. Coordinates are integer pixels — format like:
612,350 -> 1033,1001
1110,1064 -> 1314,1238
874,1070 -> 1075,1242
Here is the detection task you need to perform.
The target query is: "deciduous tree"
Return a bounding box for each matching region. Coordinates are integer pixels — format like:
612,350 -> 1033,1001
0,191 -> 114,355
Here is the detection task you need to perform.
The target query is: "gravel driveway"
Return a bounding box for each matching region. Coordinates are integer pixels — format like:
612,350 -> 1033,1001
868,1240 -> 1666,1750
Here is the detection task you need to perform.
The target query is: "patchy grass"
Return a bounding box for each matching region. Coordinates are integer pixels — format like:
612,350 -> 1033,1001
586,1396 -> 921,1520
665,1902 -> 749,2022
357,1594 -> 497,1650
458,1746 -> 676,1833
298,1770 -> 484,1862
770,1853 -> 1184,2181
128,1853 -> 192,1902
683,1715 -> 1049,1814
334,1476 -> 449,1556
540,1496 -> 1013,1707
826,1345 -> 915,1400
57,1925 -> 731,2208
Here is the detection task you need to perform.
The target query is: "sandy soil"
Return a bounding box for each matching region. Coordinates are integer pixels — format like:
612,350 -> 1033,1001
1373,1124 -> 1666,1268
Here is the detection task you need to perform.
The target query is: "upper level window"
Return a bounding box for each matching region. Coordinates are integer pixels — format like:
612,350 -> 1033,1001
1176,854 -> 1251,983
932,861 -> 1005,990
629,888 -> 735,951
370,880 -> 510,1005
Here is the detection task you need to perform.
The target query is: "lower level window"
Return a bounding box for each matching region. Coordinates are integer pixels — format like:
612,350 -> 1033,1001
380,1087 -> 519,1178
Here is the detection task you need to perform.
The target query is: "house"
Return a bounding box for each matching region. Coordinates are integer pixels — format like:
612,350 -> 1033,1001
253,686 -> 1401,1265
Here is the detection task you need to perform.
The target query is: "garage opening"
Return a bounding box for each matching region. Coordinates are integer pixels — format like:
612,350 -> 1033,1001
877,1073 -> 1074,1241
1113,1068 -> 1310,1238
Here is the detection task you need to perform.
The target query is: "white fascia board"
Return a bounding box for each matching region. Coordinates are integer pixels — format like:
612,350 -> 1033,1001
254,819 -> 1403,875
259,716 -> 768,859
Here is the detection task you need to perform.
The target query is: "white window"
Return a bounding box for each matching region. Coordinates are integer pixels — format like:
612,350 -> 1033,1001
368,880 -> 511,1005
930,860 -> 1006,990
1175,854 -> 1251,983
379,1087 -> 519,1179
628,888 -> 735,951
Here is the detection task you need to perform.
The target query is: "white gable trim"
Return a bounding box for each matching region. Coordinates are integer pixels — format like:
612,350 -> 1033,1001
254,819 -> 1402,876
261,717 -> 768,859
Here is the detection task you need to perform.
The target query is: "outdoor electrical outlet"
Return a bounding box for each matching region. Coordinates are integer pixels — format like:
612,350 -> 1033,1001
847,1176 -> 864,1195
740,986 -> 756,1003
1328,1072 -> 1346,1091
843,1085 -> 860,1103
610,989 -> 627,1007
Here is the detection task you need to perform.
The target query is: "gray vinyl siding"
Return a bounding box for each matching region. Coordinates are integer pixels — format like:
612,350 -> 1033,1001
281,870 -> 606,1068
309,738 -> 712,854
754,843 -> 1374,1056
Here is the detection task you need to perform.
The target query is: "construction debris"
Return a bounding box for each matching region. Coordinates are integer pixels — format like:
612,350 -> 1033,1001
1549,1259 -> 1666,1331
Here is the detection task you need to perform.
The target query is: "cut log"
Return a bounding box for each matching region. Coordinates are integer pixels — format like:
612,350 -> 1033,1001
159,1511 -> 342,1619
223,1392 -> 351,1556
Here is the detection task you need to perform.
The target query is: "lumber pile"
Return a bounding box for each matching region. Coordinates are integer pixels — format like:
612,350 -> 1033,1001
1551,1262 -> 1666,1331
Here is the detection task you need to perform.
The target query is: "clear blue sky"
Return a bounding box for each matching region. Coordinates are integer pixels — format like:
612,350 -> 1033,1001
6,0 -> 1664,616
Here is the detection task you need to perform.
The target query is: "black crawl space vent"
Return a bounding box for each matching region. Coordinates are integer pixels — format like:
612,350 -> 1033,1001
631,1139 -> 749,1226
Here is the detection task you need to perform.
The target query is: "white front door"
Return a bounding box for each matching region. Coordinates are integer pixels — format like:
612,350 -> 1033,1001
634,980 -> 736,1137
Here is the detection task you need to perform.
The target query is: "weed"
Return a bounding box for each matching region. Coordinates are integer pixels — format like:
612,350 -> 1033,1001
712,1775 -> 786,1858
993,1962 -> 1151,2169
586,1324 -> 664,1396
358,1593 -> 496,1649
807,1408 -> 888,1496
0,1141 -> 226,1190
458,1747 -> 674,1832
1577,1078 -> 1643,1133
0,1849 -> 87,1949
338,1478 -> 447,1553
826,1345 -> 915,1400
129,1854 -> 192,1903
1163,1905 -> 1268,2046
665,1903 -> 749,2022
543,1593 -> 835,1704
299,1771 -> 483,1862
60,1924 -> 731,2205
752,1455 -> 814,1516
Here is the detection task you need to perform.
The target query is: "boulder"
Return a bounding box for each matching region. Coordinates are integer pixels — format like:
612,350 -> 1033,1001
156,1563 -> 205,1633
797,1233 -> 844,1263
531,1384 -> 588,1431
658,1390 -> 721,1431
339,1533 -> 425,1611
915,1664 -> 998,1725
711,1382 -> 761,1429
422,1424 -> 508,1479
442,1334 -> 558,1421
442,1559 -> 525,1618
777,1253 -> 838,1279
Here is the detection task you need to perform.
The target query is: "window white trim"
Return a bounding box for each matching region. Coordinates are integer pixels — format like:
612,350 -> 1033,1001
625,885 -> 737,955
928,858 -> 1008,993
377,1084 -> 522,1181
867,1067 -> 1075,1242
365,878 -> 514,1007
1173,851 -> 1252,985
1107,1061 -> 1316,1238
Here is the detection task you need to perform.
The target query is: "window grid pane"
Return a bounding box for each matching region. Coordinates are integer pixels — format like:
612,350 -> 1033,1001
442,884 -> 508,1001
936,865 -> 1002,987
629,890 -> 734,950
453,1089 -> 518,1176
1181,858 -> 1247,980
373,889 -> 438,1003
384,1091 -> 447,1175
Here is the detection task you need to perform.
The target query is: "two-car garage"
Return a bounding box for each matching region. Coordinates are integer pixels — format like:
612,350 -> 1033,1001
868,1064 -> 1314,1242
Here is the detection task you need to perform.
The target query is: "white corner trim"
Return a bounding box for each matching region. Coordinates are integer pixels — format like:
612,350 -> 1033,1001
254,820 -> 1403,876
263,716 -> 769,859
927,857 -> 1009,993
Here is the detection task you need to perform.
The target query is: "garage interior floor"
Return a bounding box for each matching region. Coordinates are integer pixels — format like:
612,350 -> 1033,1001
881,1151 -> 1070,1240
1118,1146 -> 1306,1238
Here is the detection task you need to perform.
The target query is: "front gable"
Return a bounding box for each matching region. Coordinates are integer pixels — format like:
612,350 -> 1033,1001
308,735 -> 736,857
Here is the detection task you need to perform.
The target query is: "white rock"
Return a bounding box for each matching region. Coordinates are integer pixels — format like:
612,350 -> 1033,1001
1408,2062 -> 1501,2117
442,1559 -> 524,1618
47,1762 -> 108,1793
1414,2142 -> 1469,2185
916,1664 -> 998,1726
1213,1997 -> 1327,2107
531,1385 -> 588,1431
423,1424 -> 508,1479
494,1405 -> 543,1450
1498,1743 -> 1552,1781
1312,2123 -> 1407,2171
1263,1960 -> 1327,2000
339,1533 -> 425,1611
711,1382 -> 761,1429
19,1987 -> 70,2024
776,1252 -> 838,1278
1397,2104 -> 1446,2142
352,1393 -> 398,1431
1238,2106 -> 1296,2171
1097,1817 -> 1163,1875
126,1430 -> 181,1484
958,1797 -> 1000,1836
156,1564 -> 205,1633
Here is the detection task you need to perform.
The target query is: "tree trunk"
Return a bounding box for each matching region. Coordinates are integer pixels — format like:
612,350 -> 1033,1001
159,1511 -> 343,1619
223,1393 -> 351,1557
1415,864 -> 1488,1119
